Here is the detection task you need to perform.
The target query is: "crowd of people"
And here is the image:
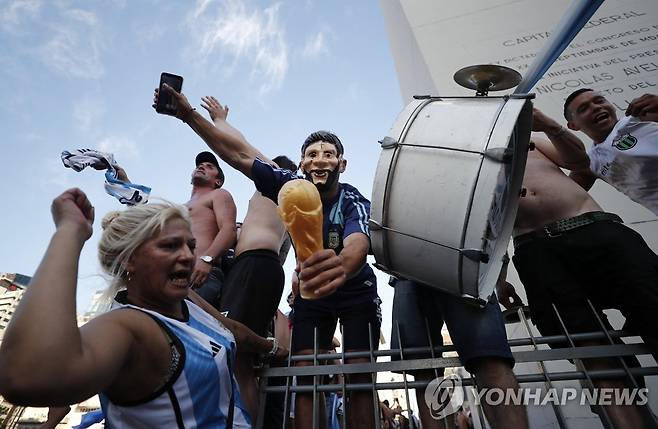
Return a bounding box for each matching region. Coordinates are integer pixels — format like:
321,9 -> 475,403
0,86 -> 656,429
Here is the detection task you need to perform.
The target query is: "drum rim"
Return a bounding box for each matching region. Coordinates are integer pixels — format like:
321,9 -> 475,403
370,97 -> 532,299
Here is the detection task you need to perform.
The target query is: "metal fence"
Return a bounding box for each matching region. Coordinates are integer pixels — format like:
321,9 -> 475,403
256,301 -> 658,429
1,299 -> 655,428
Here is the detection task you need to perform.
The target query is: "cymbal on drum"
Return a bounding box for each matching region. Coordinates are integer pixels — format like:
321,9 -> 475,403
454,65 -> 522,96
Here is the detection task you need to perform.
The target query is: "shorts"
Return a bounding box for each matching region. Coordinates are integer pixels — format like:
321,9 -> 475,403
512,220 -> 658,358
390,278 -> 513,374
219,249 -> 285,337
194,266 -> 224,309
292,290 -> 382,353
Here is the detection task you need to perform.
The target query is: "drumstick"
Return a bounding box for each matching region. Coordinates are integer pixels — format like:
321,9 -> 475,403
514,0 -> 604,94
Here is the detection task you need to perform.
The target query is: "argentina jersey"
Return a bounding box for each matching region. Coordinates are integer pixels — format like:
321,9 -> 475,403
101,298 -> 251,428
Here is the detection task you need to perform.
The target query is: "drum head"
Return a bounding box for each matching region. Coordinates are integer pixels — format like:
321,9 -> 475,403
371,96 -> 532,300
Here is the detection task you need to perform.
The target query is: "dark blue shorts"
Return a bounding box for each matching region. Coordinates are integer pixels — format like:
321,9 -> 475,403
292,291 -> 382,353
194,266 -> 224,308
390,278 -> 513,373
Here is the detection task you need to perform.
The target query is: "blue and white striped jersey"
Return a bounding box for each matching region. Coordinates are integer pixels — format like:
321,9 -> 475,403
101,297 -> 251,428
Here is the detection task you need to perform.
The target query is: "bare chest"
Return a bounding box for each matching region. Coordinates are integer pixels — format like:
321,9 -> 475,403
187,195 -> 218,223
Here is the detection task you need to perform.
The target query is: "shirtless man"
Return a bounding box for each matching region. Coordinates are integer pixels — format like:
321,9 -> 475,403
113,158 -> 237,306
497,135 -> 658,428
187,151 -> 237,305
153,88 -> 346,297
154,86 -> 376,428
215,152 -> 297,420
533,90 -> 658,215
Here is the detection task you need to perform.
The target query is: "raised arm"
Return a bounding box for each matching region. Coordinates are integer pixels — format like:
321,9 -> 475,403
626,93 -> 658,122
0,189 -> 136,405
531,135 -> 597,190
568,169 -> 597,191
532,107 -> 591,171
153,86 -> 271,179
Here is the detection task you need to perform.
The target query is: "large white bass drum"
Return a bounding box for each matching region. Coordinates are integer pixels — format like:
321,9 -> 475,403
370,95 -> 533,304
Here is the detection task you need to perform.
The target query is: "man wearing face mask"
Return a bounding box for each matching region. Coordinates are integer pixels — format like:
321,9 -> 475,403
254,131 -> 381,429
154,86 -> 380,428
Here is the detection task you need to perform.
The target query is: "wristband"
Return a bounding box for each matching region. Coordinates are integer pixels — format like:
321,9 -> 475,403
266,337 -> 279,356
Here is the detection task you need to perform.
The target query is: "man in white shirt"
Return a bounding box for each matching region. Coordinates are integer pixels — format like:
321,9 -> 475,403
533,90 -> 658,215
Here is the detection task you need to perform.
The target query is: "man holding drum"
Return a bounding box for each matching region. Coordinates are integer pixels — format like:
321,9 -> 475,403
533,90 -> 658,216
155,85 -> 381,429
498,135 -> 658,429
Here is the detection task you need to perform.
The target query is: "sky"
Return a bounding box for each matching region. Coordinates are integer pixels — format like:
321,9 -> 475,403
2,0 -> 657,422
2,0 -> 657,347
0,0 -> 405,333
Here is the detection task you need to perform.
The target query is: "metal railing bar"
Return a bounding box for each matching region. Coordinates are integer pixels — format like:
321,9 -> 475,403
585,300 -> 640,390
394,321 -> 415,429
281,325 -> 294,429
368,323 -> 382,429
519,306 -> 569,429
261,343 -> 651,378
340,323 -> 348,429
552,303 -> 614,429
261,366 -> 658,393
312,327 -> 319,429
276,329 -> 638,362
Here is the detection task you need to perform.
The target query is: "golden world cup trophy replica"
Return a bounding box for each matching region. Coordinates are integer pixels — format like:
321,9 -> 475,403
278,179 -> 324,299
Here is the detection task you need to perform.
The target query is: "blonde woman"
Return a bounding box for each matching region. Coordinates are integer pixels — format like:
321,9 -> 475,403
0,188 -> 284,428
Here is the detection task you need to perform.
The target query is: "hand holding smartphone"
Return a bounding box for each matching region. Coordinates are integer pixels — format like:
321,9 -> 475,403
155,72 -> 184,116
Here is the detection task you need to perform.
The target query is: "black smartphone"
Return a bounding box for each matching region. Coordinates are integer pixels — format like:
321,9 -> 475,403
156,72 -> 184,116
